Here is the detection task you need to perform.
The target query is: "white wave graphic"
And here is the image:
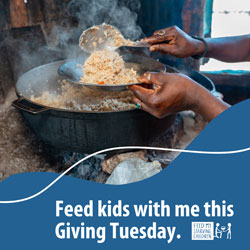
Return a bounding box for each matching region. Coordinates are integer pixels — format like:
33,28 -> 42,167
0,146 -> 249,204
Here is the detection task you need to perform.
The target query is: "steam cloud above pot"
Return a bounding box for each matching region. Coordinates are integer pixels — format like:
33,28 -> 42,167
66,0 -> 142,41
51,0 -> 143,59
5,0 -> 142,78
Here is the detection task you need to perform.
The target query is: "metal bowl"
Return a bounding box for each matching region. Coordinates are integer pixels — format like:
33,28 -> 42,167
58,54 -> 167,91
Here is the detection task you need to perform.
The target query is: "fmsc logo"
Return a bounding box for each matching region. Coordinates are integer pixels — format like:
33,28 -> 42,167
192,222 -> 232,240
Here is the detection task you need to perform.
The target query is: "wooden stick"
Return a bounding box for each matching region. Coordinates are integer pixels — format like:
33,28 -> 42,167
9,0 -> 29,28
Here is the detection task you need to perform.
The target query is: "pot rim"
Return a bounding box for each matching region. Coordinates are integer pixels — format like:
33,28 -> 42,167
15,60 -> 139,114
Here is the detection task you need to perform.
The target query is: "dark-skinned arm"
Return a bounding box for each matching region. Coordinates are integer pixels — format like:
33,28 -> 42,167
141,26 -> 250,62
129,72 -> 230,122
202,35 -> 250,62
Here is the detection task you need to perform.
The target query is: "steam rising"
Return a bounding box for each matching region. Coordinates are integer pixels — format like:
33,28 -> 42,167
66,0 -> 142,41
7,0 -> 142,77
51,0 -> 142,59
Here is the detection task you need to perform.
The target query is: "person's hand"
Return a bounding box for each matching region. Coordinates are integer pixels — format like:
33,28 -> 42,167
141,26 -> 205,58
128,72 -> 200,118
128,72 -> 229,121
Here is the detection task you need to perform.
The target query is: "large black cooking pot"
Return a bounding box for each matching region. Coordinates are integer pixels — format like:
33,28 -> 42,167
12,59 -> 215,154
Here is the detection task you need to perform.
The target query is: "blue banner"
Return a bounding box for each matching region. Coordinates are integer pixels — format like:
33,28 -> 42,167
0,99 -> 250,249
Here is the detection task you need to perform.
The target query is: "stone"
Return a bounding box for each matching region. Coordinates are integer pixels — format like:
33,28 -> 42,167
101,150 -> 147,174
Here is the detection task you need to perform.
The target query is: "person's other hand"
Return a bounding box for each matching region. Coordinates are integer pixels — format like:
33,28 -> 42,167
128,72 -> 229,121
128,72 -> 200,118
141,26 -> 205,58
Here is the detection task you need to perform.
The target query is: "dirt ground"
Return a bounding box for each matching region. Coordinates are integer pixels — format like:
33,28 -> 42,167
0,88 -> 61,181
0,106 -> 61,181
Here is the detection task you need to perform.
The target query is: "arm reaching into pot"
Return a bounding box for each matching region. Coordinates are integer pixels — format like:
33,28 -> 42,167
128,72 -> 229,122
142,26 -> 250,62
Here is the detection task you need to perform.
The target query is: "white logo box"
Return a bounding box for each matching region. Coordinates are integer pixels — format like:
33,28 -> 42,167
192,222 -> 214,240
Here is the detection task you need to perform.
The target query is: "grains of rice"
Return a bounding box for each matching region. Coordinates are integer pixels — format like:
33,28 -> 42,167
79,24 -> 138,85
31,80 -> 135,112
79,24 -> 134,51
81,49 -> 138,85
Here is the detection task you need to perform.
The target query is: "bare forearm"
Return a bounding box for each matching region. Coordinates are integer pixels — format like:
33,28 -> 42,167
191,86 -> 230,122
196,96 -> 229,122
199,35 -> 250,62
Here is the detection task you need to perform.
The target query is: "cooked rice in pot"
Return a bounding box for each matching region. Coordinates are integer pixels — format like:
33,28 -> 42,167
81,49 -> 138,85
31,80 -> 135,112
